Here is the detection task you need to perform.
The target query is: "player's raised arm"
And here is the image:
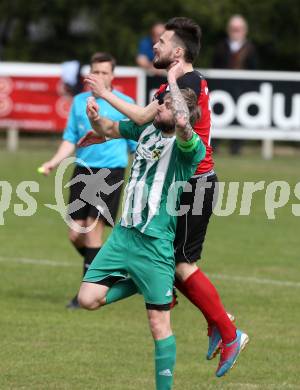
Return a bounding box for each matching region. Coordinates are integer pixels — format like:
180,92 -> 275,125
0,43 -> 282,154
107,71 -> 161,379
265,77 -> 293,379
86,96 -> 121,139
167,61 -> 197,142
85,74 -> 158,125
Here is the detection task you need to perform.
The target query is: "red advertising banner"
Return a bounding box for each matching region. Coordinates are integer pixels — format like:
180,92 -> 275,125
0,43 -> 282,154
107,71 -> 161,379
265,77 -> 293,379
0,70 -> 138,133
113,76 -> 137,101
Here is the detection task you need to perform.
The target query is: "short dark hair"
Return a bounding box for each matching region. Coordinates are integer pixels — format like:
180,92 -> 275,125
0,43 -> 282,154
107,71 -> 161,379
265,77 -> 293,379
165,17 -> 201,63
90,52 -> 116,71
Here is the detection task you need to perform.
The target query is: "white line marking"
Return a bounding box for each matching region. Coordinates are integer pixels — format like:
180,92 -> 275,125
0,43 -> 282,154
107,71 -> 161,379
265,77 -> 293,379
225,384 -> 298,389
1,256 -> 300,288
207,272 -> 300,288
0,256 -> 76,267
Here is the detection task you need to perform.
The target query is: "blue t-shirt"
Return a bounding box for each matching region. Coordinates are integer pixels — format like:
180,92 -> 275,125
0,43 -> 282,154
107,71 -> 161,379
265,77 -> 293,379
63,90 -> 137,168
137,36 -> 154,62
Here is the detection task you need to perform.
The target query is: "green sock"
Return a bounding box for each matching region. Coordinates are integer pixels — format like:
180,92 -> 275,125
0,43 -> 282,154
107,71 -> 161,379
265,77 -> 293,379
154,335 -> 176,390
105,278 -> 138,305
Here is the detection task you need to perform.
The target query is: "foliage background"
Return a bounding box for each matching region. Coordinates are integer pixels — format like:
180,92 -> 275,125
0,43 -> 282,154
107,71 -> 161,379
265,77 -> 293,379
0,0 -> 299,70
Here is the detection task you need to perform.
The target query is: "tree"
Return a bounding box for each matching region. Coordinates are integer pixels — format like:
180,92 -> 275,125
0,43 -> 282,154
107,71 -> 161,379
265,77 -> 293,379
0,0 -> 299,70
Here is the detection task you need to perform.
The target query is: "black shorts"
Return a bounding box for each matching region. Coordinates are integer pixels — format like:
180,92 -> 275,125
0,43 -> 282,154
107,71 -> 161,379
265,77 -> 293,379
67,165 -> 125,226
174,173 -> 218,263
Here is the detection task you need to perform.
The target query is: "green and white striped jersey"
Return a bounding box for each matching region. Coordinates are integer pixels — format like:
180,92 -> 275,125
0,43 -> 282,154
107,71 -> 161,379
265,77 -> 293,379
119,120 -> 206,241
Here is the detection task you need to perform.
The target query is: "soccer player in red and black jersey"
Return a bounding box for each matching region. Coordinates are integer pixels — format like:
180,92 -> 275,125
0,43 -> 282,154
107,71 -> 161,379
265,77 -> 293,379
84,17 -> 249,377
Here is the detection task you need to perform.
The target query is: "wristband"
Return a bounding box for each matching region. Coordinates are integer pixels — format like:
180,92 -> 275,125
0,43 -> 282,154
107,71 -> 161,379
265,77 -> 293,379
176,132 -> 199,152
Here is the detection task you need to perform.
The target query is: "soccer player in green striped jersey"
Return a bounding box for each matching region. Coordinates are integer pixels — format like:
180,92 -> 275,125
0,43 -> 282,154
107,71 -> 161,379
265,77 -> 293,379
77,63 -> 206,390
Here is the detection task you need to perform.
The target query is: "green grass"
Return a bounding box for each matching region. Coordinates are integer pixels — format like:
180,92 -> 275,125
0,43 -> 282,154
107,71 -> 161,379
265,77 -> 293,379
0,142 -> 300,389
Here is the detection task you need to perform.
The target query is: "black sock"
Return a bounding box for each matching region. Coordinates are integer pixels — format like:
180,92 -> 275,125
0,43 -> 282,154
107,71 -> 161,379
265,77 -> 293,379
83,247 -> 101,276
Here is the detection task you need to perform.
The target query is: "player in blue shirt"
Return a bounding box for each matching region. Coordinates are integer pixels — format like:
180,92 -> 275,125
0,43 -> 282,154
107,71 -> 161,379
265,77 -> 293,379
41,52 -> 136,308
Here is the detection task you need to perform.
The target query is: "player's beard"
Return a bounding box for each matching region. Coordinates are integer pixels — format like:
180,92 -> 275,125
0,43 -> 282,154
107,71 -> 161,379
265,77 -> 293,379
153,56 -> 173,69
153,118 -> 175,134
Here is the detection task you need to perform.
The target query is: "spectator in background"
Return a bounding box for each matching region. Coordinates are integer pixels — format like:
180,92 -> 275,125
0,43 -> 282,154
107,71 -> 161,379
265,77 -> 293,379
136,22 -> 166,75
212,14 -> 258,155
40,52 -> 136,309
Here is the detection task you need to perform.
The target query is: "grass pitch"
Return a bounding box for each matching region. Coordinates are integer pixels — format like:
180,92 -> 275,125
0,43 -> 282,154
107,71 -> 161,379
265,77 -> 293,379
0,141 -> 300,389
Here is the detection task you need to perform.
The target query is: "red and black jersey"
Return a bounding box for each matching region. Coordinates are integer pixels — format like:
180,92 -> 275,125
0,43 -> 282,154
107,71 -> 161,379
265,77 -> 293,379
154,71 -> 214,175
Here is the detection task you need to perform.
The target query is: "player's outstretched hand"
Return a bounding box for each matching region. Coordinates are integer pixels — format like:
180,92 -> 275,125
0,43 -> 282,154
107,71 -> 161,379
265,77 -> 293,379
39,161 -> 55,176
168,60 -> 185,82
84,74 -> 106,98
78,130 -> 106,148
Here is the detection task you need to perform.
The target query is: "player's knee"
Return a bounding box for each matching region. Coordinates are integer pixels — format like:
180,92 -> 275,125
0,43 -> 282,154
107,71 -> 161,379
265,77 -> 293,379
78,288 -> 105,310
77,291 -> 93,309
175,262 -> 198,281
148,313 -> 171,339
149,316 -> 162,338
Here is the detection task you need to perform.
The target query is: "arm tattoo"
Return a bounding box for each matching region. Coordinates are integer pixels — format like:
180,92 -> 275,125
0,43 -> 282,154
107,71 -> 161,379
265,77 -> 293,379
168,81 -> 193,141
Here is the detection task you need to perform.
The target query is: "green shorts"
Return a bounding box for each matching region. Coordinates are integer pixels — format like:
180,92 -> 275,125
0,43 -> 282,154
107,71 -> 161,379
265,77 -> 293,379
83,224 -> 175,306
